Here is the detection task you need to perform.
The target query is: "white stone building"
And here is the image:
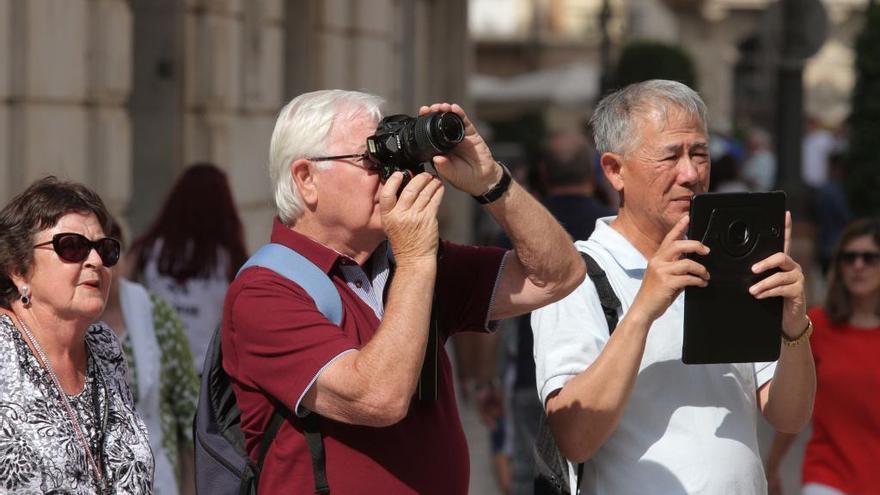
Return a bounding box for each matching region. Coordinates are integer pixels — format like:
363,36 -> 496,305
0,0 -> 473,248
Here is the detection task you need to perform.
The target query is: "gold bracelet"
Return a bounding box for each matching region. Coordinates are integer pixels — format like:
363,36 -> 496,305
782,317 -> 813,347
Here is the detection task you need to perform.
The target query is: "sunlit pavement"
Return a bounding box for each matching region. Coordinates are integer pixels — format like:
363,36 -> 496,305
460,396 -> 503,495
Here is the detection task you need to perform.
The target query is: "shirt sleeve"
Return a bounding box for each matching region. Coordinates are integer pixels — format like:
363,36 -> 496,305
225,269 -> 358,416
531,271 -> 612,405
754,360 -> 777,389
434,241 -> 507,336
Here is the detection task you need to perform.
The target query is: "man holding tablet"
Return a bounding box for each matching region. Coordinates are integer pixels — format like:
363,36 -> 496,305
532,80 -> 816,494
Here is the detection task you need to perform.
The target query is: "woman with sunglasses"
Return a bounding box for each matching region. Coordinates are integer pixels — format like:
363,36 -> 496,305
0,176 -> 154,493
766,218 -> 880,495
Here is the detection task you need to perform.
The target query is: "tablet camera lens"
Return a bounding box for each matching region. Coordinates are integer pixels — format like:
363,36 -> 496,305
727,220 -> 750,247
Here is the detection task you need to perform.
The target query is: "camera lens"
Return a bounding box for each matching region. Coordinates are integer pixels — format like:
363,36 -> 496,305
410,112 -> 465,163
434,112 -> 465,148
727,220 -> 750,247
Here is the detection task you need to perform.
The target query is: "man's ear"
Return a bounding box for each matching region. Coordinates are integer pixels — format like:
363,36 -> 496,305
600,152 -> 625,192
291,158 -> 319,206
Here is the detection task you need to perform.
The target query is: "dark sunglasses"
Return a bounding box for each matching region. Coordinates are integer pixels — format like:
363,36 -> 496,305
34,233 -> 121,267
839,250 -> 880,266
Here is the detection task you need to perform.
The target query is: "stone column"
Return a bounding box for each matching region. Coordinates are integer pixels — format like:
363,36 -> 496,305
6,0 -> 91,197
87,0 -> 133,215
180,0 -> 284,249
0,0 -> 10,202
130,0 -> 185,234
1,0 -> 132,217
280,0 -> 472,244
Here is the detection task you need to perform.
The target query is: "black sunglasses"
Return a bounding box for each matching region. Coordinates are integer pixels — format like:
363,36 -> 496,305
839,250 -> 880,266
34,233 -> 121,267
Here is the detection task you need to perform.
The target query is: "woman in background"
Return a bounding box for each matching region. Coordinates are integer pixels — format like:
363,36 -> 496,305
102,218 -> 199,495
766,218 -> 880,495
129,163 -> 247,374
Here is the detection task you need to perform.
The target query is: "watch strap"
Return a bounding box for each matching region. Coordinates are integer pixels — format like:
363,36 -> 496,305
472,162 -> 512,204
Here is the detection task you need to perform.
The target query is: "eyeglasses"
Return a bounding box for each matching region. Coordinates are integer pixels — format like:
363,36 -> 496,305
839,250 -> 880,267
306,153 -> 380,172
34,233 -> 122,267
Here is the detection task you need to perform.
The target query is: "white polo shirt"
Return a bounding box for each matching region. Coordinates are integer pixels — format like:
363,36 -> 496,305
532,217 -> 776,495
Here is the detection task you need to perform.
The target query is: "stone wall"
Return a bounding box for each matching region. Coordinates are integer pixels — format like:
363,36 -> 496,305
1,0 -> 132,215
1,0 -> 472,250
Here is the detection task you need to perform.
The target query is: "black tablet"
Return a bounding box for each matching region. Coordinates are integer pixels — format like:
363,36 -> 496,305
682,191 -> 786,364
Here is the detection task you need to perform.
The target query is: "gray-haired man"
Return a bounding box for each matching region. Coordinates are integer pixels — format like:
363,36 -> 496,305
532,80 -> 816,494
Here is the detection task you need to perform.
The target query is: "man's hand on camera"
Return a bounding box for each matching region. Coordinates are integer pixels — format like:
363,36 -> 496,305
631,215 -> 711,324
379,171 -> 445,265
748,211 -> 807,339
418,103 -> 502,196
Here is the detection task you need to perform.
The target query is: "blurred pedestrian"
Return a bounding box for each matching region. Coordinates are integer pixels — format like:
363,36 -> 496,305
801,117 -> 836,189
128,163 -> 248,374
709,153 -> 750,193
742,127 -> 777,191
814,153 -> 852,274
102,217 -> 199,495
766,218 -> 880,495
0,176 -> 153,493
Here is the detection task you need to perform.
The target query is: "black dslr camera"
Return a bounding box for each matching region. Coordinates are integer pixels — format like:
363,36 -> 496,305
365,112 -> 465,183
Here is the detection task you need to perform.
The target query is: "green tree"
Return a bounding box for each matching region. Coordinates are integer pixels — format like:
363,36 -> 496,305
612,41 -> 698,91
846,4 -> 880,216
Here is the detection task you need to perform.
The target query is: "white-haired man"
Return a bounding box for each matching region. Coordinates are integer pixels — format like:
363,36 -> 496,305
532,80 -> 815,494
221,90 -> 585,494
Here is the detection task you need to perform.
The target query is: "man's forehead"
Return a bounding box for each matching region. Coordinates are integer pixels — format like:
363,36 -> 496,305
634,109 -> 707,145
329,113 -> 377,150
640,105 -> 704,131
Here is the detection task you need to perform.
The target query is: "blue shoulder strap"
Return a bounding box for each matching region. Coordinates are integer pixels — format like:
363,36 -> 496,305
236,243 -> 343,326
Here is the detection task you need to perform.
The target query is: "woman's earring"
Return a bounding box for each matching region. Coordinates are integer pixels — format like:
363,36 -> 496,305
19,285 -> 31,306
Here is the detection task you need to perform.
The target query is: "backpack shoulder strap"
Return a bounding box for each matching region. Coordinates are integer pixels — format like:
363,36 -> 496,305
565,251 -> 621,493
236,243 -> 337,494
580,251 -> 621,334
238,243 -> 343,326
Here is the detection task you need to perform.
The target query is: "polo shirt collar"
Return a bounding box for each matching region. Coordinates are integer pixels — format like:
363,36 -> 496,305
592,216 -> 648,271
269,217 -> 358,274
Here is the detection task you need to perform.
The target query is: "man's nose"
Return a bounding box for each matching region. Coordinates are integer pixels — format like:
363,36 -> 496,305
677,156 -> 700,185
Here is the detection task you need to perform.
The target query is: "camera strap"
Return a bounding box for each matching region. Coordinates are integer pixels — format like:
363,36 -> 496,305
416,290 -> 440,401
380,242 -> 440,401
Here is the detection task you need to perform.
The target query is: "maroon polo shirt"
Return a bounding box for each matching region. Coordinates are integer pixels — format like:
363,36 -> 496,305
222,219 -> 506,494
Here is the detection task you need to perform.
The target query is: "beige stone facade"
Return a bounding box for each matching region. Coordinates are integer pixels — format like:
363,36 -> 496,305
1,0 -> 472,249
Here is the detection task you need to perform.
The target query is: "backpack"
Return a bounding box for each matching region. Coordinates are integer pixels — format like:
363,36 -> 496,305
194,243 -> 342,495
533,251 -> 622,495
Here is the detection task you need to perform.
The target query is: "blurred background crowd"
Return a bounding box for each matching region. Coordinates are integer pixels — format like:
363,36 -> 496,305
1,1 -> 878,494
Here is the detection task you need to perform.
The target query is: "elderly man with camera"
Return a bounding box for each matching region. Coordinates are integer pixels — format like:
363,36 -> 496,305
220,89 -> 584,494
532,80 -> 816,494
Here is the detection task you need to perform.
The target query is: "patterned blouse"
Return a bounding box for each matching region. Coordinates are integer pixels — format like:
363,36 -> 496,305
119,292 -> 199,472
0,314 -> 154,493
